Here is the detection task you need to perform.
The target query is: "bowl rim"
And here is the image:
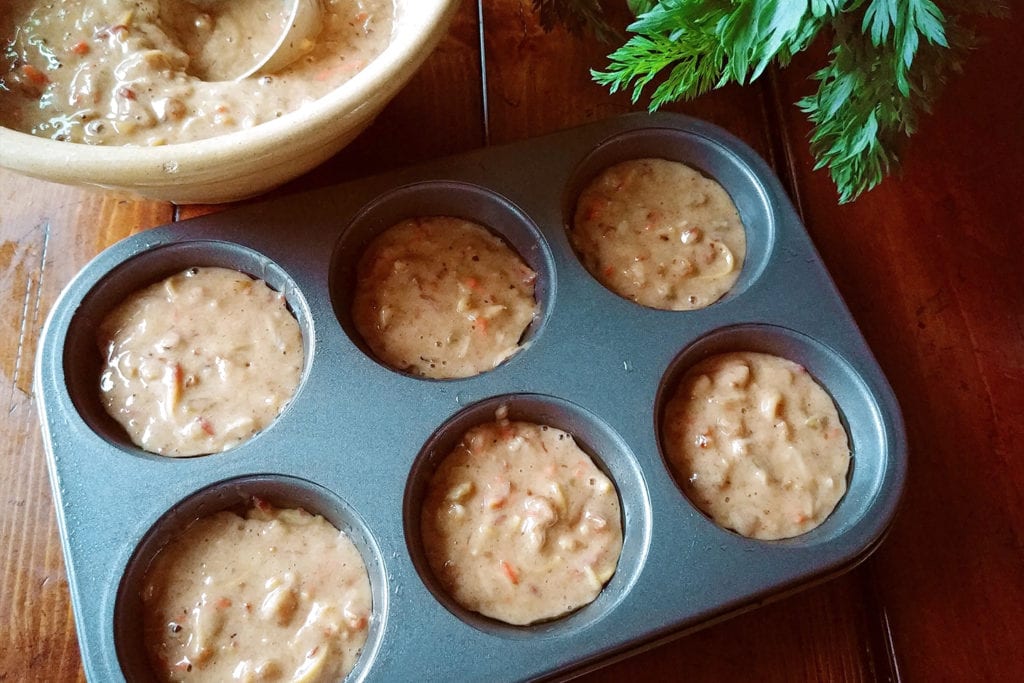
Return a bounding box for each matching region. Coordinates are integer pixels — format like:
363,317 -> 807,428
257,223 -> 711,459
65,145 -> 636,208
0,0 -> 459,179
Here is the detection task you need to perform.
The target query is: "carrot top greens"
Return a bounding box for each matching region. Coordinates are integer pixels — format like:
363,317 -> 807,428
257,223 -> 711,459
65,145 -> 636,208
534,0 -> 1004,203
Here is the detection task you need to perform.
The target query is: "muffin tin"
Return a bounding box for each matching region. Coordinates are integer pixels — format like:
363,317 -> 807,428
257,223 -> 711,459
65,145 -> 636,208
35,112 -> 907,682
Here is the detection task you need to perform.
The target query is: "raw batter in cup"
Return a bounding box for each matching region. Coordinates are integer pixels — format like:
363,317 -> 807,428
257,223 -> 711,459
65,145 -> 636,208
352,216 -> 538,379
571,158 -> 746,310
141,498 -> 371,682
662,351 -> 851,540
421,407 -> 623,625
97,266 -> 302,456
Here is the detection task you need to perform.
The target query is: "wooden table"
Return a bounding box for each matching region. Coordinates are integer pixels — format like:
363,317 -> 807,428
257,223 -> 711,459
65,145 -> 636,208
3,3 -> 1022,680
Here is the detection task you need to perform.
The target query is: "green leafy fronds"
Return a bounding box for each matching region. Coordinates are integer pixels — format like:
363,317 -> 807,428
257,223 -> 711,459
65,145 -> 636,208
798,18 -> 902,202
592,30 -> 725,110
861,0 -> 948,96
531,0 -> 620,43
599,1 -> 836,93
797,1 -> 997,201
532,1 -> 1003,201
628,0 -> 659,15
586,0 -> 1000,203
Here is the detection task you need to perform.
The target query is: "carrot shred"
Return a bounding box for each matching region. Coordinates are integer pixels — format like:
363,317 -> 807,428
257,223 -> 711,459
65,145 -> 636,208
21,64 -> 49,86
500,560 -> 519,585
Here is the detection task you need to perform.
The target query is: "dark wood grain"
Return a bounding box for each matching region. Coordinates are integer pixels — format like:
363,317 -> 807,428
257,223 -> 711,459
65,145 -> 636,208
770,14 -> 1024,682
1,2 -> 1022,682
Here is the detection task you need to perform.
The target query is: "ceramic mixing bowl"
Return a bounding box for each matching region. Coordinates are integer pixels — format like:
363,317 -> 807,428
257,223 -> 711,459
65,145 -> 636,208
0,0 -> 459,204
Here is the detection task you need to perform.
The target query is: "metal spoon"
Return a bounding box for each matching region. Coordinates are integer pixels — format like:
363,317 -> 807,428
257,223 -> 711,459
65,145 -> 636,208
233,0 -> 323,81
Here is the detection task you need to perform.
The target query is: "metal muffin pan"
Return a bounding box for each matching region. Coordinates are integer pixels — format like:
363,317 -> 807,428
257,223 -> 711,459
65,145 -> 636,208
35,112 -> 907,681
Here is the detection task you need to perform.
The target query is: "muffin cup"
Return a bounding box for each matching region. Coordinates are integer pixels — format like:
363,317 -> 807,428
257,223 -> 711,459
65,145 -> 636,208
655,324 -> 891,546
330,181 -> 555,379
61,240 -> 312,458
563,127 -> 776,309
114,474 -> 387,681
404,393 -> 650,638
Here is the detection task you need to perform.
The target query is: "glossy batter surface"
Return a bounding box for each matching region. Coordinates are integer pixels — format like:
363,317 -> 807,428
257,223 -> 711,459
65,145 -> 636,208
352,217 -> 538,379
571,158 -> 746,310
1,0 -> 393,144
141,500 -> 371,682
662,351 -> 850,540
97,266 -> 302,456
422,409 -> 623,625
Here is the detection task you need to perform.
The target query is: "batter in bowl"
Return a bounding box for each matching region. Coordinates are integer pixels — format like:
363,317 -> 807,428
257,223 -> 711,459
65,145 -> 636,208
662,351 -> 851,540
421,406 -> 623,625
97,266 -> 303,456
141,498 -> 371,682
1,0 -> 393,144
352,216 -> 538,379
571,158 -> 746,310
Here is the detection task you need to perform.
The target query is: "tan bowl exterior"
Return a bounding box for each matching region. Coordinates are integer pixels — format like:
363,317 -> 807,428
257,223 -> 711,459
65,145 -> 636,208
0,0 -> 459,204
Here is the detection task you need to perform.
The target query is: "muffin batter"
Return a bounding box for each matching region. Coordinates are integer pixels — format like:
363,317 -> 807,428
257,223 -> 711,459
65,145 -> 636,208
571,158 -> 746,310
141,499 -> 371,682
352,217 -> 538,379
1,0 -> 393,144
662,351 -> 850,540
421,407 -> 623,625
97,266 -> 302,456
